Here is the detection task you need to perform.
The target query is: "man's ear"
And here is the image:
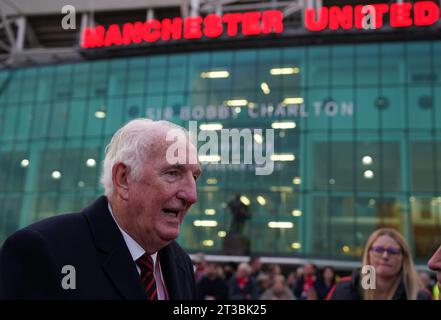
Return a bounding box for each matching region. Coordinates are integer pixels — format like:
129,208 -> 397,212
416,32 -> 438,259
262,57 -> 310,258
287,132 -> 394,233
112,162 -> 130,201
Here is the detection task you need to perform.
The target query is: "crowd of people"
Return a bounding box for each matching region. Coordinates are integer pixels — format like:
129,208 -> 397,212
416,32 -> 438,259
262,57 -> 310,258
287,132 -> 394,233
193,228 -> 440,300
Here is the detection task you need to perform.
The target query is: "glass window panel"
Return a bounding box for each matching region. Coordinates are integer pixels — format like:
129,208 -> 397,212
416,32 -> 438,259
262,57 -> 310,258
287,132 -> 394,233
411,197 -> 441,259
408,86 -> 434,129
435,86 -> 441,131
355,44 -> 379,86
16,104 -> 32,140
232,50 -> 257,92
2,106 -> 18,140
127,58 -> 146,95
407,42 -> 432,85
379,87 -> 405,130
72,63 -> 90,98
187,52 -> 210,93
87,97 -> 107,136
331,45 -> 354,86
355,88 -> 379,130
307,46 -> 330,87
67,100 -> 87,138
329,88 -> 354,130
146,56 -> 167,94
167,55 -> 187,93
411,140 -> 436,192
307,88 -> 330,131
381,43 -> 405,86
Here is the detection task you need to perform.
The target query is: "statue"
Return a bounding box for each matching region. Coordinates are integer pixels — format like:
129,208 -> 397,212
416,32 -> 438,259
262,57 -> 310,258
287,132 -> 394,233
222,194 -> 251,255
227,194 -> 251,236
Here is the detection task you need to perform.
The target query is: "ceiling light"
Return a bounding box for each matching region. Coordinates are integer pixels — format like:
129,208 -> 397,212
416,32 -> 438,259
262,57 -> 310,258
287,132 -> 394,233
86,158 -> 96,167
199,123 -> 223,131
20,159 -> 30,168
204,208 -> 216,215
51,170 -> 61,179
268,221 -> 294,229
270,67 -> 300,75
202,240 -> 214,246
254,133 -> 263,144
364,170 -> 374,179
94,111 -> 106,119
206,178 -> 218,185
282,97 -> 304,105
362,156 -> 373,165
240,196 -> 250,206
291,242 -> 301,249
292,209 -> 302,217
199,155 -> 221,162
271,121 -> 296,129
257,196 -> 266,206
270,153 -> 295,161
194,220 -> 218,227
200,70 -> 229,78
225,99 -> 248,107
260,82 -> 270,94
217,231 -> 227,238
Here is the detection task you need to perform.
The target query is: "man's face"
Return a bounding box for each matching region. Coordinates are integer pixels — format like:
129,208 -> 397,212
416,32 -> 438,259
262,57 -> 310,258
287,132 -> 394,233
428,245 -> 441,290
126,131 -> 201,251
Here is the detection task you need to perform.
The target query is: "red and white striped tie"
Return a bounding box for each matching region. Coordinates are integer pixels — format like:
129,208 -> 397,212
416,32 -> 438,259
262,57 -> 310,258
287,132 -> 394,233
136,254 -> 158,300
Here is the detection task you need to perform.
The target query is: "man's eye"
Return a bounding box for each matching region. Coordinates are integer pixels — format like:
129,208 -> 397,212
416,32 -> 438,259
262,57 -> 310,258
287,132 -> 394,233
167,171 -> 179,176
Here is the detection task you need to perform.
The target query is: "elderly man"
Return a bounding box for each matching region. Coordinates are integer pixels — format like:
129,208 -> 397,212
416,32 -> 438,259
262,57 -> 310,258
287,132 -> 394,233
0,119 -> 201,299
428,245 -> 441,299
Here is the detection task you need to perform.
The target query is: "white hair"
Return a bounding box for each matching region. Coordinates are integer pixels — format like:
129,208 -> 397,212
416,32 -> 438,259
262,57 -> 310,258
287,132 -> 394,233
237,262 -> 252,275
100,118 -> 189,197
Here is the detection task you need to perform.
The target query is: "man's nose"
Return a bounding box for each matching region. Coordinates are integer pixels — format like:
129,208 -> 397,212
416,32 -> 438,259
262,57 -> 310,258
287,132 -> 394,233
177,174 -> 197,205
428,246 -> 441,271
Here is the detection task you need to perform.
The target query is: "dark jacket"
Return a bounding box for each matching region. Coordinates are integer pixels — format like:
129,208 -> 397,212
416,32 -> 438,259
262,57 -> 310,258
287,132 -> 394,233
196,276 -> 229,300
293,275 -> 325,300
0,196 -> 196,300
327,269 -> 432,300
315,278 -> 335,300
228,276 -> 260,300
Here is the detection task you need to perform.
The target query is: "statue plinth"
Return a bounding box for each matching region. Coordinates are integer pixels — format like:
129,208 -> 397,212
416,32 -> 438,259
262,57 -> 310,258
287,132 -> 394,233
222,234 -> 250,256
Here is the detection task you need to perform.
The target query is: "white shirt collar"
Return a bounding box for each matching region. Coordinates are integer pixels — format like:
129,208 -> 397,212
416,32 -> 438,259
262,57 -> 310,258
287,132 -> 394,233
107,202 -> 158,265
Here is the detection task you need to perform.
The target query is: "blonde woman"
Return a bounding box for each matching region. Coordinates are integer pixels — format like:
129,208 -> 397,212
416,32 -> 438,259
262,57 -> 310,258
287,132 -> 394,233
327,228 -> 431,300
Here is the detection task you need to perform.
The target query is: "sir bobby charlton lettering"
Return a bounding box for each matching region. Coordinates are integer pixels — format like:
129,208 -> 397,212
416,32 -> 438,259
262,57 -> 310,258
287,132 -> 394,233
0,119 -> 201,299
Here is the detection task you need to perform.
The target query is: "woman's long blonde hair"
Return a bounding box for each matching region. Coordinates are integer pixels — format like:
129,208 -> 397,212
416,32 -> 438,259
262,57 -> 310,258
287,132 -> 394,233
361,228 -> 421,300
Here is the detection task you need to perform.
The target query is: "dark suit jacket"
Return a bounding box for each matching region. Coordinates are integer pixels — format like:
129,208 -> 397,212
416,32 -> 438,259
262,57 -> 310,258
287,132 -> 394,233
0,196 -> 196,300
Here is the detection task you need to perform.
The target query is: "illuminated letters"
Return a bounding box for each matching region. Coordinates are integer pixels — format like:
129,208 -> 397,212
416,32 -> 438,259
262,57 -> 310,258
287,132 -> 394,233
305,1 -> 440,31
81,10 -> 284,49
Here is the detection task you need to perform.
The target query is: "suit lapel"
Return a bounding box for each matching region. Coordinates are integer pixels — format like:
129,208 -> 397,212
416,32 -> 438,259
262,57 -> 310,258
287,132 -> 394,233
83,196 -> 145,300
159,244 -> 186,300
102,244 -> 145,300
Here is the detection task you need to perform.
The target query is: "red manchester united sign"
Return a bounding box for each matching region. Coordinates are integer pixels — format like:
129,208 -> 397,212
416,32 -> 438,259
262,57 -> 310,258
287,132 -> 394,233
81,2 -> 440,49
81,10 -> 284,48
